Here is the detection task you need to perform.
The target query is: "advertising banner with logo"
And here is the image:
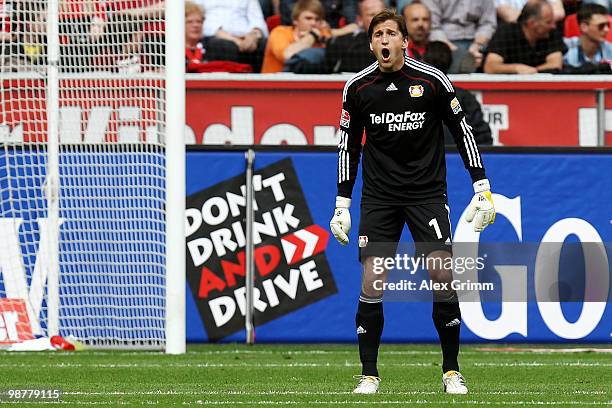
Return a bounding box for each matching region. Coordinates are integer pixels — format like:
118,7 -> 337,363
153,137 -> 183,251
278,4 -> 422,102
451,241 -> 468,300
1,77 -> 609,146
186,150 -> 611,343
0,148 -> 609,343
185,77 -> 612,147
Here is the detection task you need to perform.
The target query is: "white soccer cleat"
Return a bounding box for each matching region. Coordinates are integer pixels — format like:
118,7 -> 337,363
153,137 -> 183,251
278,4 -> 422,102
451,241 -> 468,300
442,370 -> 468,394
352,375 -> 380,394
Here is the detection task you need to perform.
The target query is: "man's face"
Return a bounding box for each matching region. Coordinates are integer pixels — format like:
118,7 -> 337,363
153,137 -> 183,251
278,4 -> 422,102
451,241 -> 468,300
370,19 -> 407,72
294,10 -> 322,34
403,4 -> 431,44
530,4 -> 556,40
358,0 -> 385,32
581,13 -> 610,43
185,12 -> 204,43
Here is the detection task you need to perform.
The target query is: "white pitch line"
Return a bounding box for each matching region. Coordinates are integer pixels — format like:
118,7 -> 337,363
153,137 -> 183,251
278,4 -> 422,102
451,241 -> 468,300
61,390 -> 609,397
8,400 -> 610,406
0,362 -> 608,369
3,349 -> 609,357
183,401 -> 612,406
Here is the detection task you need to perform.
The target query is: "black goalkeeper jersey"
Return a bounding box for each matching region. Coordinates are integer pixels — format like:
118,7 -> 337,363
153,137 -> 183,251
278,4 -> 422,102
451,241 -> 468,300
337,57 -> 487,205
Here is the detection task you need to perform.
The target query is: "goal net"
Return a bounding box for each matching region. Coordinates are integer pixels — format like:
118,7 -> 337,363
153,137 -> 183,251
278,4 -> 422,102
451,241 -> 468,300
0,0 -> 184,350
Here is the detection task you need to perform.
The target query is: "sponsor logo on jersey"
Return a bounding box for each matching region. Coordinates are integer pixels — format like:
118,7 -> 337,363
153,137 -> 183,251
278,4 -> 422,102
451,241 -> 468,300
450,97 -> 462,114
358,235 -> 368,248
369,111 -> 426,131
340,109 -> 350,128
409,85 -> 424,98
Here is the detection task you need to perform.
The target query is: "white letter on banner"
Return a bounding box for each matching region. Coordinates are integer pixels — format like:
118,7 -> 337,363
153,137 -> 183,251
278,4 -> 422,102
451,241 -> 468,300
260,124 -> 307,145
185,208 -> 202,237
262,173 -> 286,202
300,260 -> 323,291
454,194 -> 527,339
233,287 -> 267,315
202,197 -> 229,226
536,218 -> 608,339
209,296 -> 236,327
314,126 -> 337,146
0,218 -> 62,335
187,238 -> 213,266
203,106 -> 254,145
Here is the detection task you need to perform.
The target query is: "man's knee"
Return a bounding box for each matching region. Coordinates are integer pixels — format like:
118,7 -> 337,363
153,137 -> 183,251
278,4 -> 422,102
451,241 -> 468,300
427,250 -> 453,283
360,256 -> 386,300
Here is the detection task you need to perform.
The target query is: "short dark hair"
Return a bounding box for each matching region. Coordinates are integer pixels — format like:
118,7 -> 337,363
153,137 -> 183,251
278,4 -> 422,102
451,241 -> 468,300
517,0 -> 547,26
368,9 -> 408,41
577,3 -> 608,25
423,41 -> 452,74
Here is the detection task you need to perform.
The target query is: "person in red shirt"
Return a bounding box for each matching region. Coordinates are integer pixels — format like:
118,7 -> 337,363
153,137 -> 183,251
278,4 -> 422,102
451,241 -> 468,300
97,0 -> 165,72
184,0 -> 251,72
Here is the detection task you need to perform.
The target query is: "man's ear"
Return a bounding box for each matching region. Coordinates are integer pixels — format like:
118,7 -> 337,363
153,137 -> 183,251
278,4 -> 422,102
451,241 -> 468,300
369,42 -> 373,51
402,37 -> 408,50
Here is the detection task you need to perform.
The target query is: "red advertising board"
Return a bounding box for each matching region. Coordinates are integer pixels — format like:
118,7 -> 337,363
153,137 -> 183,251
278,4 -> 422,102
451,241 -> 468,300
1,75 -> 610,146
186,76 -> 612,146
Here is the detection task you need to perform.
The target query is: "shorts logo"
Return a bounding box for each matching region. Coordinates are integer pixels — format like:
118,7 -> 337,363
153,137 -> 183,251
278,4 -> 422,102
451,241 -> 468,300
450,97 -> 462,114
358,235 -> 368,248
409,85 -> 424,98
340,109 -> 350,128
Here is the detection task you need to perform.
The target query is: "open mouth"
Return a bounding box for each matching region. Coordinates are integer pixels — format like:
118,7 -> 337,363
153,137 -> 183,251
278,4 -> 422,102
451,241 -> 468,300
381,48 -> 390,62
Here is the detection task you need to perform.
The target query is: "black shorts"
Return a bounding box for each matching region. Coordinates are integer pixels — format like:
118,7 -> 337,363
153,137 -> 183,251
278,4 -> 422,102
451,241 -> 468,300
357,202 -> 453,262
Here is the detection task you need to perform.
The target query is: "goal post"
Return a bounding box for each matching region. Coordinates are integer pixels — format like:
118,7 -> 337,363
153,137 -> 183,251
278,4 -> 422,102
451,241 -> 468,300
0,0 -> 185,352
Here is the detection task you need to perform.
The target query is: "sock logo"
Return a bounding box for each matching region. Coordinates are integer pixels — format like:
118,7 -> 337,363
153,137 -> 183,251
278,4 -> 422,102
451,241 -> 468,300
446,318 -> 461,327
357,326 -> 367,334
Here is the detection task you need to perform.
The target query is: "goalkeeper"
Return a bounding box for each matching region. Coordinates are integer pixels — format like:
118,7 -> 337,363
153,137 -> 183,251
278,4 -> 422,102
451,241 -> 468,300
329,9 -> 495,396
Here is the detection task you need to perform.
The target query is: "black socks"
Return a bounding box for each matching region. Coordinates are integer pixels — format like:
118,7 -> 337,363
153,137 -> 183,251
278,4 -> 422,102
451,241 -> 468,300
356,300 -> 384,377
432,297 -> 461,373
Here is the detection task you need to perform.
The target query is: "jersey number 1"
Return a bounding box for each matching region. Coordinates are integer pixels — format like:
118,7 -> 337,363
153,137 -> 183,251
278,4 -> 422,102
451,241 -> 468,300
428,218 -> 442,240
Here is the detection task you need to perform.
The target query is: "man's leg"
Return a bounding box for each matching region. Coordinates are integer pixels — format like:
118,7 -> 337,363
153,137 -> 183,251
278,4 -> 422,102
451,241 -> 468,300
404,204 -> 467,394
357,257 -> 387,377
353,204 -> 403,393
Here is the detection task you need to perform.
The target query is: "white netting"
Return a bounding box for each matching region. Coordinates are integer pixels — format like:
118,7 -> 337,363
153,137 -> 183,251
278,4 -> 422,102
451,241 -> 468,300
0,0 -> 167,348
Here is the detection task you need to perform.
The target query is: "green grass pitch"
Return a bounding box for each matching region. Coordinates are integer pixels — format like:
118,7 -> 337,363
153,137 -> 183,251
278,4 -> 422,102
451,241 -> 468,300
1,344 -> 610,406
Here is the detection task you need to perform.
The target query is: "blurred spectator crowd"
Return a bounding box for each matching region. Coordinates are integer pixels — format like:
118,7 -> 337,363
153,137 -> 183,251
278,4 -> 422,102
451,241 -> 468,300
0,0 -> 610,74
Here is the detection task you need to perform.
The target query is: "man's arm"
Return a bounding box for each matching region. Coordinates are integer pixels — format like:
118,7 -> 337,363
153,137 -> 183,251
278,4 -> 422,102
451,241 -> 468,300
438,78 -> 495,232
438,83 -> 486,183
484,52 -> 538,74
550,0 -> 566,22
421,0 -> 448,43
474,0 -> 497,45
536,51 -> 563,72
246,0 -> 269,37
337,84 -> 364,200
282,30 -> 318,61
496,4 -> 520,23
330,81 -> 364,245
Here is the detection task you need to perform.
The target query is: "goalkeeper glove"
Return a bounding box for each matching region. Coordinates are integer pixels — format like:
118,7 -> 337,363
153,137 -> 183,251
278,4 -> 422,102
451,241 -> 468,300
465,179 -> 496,232
330,196 -> 351,245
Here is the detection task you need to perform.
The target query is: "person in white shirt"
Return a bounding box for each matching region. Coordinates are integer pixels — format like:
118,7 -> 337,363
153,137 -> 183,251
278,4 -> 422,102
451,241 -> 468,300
563,3 -> 612,69
197,0 -> 269,72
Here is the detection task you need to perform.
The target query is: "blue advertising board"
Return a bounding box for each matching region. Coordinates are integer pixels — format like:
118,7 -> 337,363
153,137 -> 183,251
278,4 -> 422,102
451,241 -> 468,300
186,150 -> 611,343
0,148 -> 609,343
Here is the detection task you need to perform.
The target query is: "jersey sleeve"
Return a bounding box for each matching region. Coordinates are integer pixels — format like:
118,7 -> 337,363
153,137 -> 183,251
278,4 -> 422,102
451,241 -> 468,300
337,82 -> 364,199
436,77 -> 487,183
